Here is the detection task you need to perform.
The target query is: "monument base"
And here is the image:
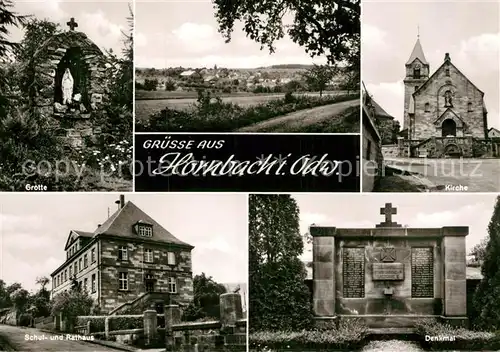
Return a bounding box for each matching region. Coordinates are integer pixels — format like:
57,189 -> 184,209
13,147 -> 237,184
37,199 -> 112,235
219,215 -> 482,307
315,315 -> 440,329
439,316 -> 469,328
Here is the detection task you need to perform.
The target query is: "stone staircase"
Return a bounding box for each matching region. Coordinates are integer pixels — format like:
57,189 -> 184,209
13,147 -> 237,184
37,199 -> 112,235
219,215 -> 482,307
108,292 -> 170,315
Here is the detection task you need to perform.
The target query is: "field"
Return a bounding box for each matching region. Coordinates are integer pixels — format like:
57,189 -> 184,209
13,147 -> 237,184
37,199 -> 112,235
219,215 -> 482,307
135,90 -> 352,122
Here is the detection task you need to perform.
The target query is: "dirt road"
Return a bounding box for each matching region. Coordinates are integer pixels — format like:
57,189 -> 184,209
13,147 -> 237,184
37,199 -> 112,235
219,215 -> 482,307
236,99 -> 360,132
0,325 -> 121,351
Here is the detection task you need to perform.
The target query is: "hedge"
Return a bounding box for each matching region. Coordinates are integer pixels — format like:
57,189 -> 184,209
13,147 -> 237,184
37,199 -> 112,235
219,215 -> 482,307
416,319 -> 500,350
249,319 -> 368,351
108,315 -> 143,331
76,316 -> 106,333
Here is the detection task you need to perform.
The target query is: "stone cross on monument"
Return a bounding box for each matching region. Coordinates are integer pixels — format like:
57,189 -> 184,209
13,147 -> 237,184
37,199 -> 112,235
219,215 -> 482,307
376,203 -> 402,228
67,18 -> 78,31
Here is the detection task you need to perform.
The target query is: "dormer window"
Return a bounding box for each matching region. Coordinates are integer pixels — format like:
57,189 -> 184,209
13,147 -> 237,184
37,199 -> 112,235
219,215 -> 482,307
134,222 -> 153,237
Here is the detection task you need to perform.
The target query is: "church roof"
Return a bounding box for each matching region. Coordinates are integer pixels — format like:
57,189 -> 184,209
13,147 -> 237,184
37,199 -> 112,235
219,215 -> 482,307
406,38 -> 428,65
94,201 -> 193,248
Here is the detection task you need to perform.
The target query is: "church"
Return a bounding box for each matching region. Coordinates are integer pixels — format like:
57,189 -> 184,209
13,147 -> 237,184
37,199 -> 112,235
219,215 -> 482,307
50,196 -> 194,314
399,37 -> 491,158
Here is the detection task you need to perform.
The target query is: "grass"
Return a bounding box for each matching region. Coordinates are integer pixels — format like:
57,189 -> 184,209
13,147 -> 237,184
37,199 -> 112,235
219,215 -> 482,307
135,89 -> 291,100
137,93 -> 359,132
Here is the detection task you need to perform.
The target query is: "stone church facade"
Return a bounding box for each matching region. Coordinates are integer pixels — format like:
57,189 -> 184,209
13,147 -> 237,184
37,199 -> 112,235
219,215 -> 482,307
399,38 -> 492,158
50,196 -> 194,314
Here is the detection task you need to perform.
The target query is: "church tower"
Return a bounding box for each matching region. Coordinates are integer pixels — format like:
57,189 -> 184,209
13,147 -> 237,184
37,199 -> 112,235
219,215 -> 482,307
403,37 -> 430,137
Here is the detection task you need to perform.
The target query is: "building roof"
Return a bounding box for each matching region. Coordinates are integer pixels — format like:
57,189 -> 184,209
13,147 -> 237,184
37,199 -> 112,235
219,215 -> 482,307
406,38 -> 428,65
94,201 -> 193,248
371,99 -> 394,119
489,127 -> 500,133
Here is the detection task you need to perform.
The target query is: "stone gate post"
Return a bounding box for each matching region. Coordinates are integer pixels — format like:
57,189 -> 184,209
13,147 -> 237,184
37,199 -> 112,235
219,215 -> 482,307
164,304 -> 181,351
219,293 -> 243,331
143,309 -> 157,346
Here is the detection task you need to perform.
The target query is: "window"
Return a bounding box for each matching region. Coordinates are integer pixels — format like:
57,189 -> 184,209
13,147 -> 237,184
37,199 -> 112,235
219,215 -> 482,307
366,140 -> 372,161
73,263 -> 77,276
79,258 -> 82,272
69,266 -> 73,277
91,274 -> 96,293
118,246 -> 128,261
468,102 -> 473,112
84,278 -> 88,292
413,68 -> 420,79
64,270 -> 67,282
445,68 -> 450,76
84,254 -> 88,268
138,225 -> 153,237
414,85 -> 419,91
56,276 -> 59,287
119,272 -> 128,290
144,249 -> 153,263
91,248 -> 96,263
168,277 -> 177,293
167,252 -> 176,265
425,103 -> 430,112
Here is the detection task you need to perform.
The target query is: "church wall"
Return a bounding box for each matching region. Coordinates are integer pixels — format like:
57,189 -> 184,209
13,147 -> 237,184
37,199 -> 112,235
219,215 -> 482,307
99,238 -> 193,313
413,63 -> 485,140
362,109 -> 382,192
334,235 -> 443,321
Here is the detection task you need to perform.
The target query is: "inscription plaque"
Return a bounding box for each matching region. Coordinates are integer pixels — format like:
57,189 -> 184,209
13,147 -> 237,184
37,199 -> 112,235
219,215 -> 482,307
372,263 -> 404,280
411,247 -> 434,298
343,247 -> 365,298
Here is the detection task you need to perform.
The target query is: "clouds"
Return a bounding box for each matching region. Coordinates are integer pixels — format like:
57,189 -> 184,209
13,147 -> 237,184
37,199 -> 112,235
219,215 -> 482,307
136,1 -> 324,69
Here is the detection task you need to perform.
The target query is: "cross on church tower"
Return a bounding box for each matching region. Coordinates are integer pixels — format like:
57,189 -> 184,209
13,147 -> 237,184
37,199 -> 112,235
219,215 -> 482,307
376,203 -> 402,228
67,18 -> 78,31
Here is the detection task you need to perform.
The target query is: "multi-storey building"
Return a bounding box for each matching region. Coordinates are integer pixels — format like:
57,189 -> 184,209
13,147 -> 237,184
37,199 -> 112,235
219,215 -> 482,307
50,196 -> 194,314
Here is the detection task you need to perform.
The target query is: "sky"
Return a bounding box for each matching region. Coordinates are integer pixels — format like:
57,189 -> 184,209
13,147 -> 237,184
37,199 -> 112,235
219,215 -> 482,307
294,193 -> 497,263
6,0 -> 131,58
0,193 -> 248,293
362,0 -> 500,129
135,0 -> 327,69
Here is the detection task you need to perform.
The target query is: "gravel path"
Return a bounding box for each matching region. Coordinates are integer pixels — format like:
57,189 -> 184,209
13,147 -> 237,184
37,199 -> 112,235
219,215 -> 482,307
235,99 -> 359,132
361,340 -> 424,352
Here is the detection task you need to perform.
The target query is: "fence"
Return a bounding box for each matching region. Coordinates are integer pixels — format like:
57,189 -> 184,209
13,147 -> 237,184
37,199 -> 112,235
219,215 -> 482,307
73,293 -> 247,350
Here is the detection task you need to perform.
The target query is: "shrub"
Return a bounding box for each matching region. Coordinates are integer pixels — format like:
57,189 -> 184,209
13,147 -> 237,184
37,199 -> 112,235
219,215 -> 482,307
19,313 -> 33,327
415,319 -> 500,351
137,92 -> 358,132
76,316 -> 106,333
249,319 -> 367,351
108,315 -> 143,331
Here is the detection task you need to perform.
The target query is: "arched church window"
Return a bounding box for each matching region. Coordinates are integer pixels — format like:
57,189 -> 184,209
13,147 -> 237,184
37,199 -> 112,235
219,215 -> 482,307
442,119 -> 457,137
413,67 -> 421,79
468,102 -> 473,112
425,103 -> 430,112
444,90 -> 453,107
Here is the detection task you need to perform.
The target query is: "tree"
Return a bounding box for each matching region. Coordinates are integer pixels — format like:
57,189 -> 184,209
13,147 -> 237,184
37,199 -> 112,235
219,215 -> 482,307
213,0 -> 360,75
31,277 -> 51,317
51,290 -> 93,330
165,79 -> 176,91
472,196 -> 500,330
11,289 -> 30,315
303,64 -> 336,97
249,194 -> 313,331
183,273 -> 227,321
470,237 -> 488,264
0,0 -> 27,58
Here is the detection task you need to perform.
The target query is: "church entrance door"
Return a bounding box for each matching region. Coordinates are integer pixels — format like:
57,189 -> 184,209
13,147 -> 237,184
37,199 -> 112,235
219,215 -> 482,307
444,144 -> 461,158
442,119 -> 457,137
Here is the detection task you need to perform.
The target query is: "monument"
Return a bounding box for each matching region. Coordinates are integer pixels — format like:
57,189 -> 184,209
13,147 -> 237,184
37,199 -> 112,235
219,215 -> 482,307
310,203 -> 468,329
31,17 -> 109,147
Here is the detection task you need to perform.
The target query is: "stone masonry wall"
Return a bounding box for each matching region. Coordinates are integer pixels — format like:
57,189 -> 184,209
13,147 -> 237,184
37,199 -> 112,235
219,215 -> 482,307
413,61 -> 486,140
99,238 -> 193,313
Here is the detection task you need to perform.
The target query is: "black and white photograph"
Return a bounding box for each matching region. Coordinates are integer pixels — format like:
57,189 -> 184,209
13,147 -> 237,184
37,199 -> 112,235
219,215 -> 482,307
248,193 -> 500,351
362,0 -> 500,192
135,0 -> 360,133
0,1 -> 133,191
0,193 -> 248,351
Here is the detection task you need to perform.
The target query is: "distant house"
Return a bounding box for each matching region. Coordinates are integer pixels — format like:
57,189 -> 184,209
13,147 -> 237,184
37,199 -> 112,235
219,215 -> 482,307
180,70 -> 196,77
488,127 -> 500,138
204,75 -> 217,83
